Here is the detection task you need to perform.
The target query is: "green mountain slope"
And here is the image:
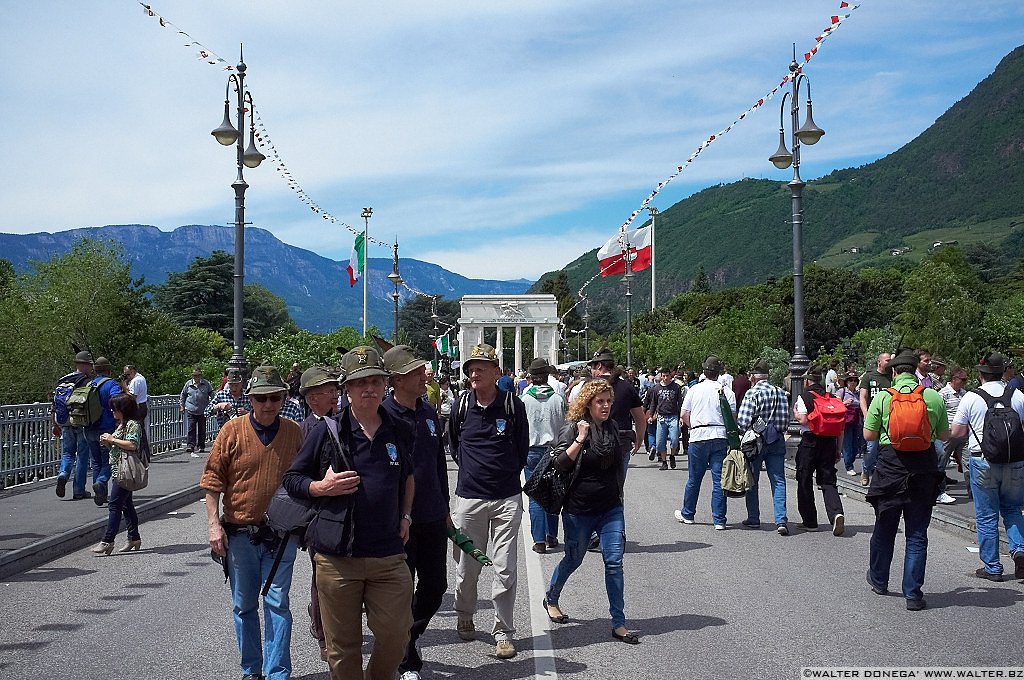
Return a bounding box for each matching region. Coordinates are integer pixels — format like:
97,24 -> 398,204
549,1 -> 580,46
533,44 -> 1024,312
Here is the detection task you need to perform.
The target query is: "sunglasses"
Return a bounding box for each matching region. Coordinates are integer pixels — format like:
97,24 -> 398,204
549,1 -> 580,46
251,394 -> 284,404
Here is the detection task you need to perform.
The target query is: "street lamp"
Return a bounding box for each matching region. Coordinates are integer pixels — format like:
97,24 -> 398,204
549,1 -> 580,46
430,296 -> 441,371
386,239 -> 403,345
360,207 -> 373,337
768,46 -> 825,407
211,46 -> 265,377
646,206 -> 659,310
582,296 -> 590,358
569,329 -> 584,360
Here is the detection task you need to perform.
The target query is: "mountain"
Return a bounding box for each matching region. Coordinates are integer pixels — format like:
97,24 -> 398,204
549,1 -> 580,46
532,44 -> 1024,312
0,224 -> 530,332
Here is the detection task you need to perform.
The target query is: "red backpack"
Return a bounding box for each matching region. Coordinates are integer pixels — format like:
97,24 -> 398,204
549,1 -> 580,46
806,391 -> 847,437
884,385 -> 932,452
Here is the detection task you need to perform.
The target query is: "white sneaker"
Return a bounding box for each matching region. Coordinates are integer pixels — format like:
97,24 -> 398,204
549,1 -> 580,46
846,469 -> 858,476
189,452 -> 202,458
674,510 -> 694,524
400,672 -> 421,680
714,524 -> 727,531
936,492 -> 956,505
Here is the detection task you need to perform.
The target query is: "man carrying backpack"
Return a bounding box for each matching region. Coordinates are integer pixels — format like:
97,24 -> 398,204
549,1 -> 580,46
793,364 -> 847,536
863,350 -> 948,611
52,350 -> 98,500
950,351 -> 1024,581
87,357 -> 121,506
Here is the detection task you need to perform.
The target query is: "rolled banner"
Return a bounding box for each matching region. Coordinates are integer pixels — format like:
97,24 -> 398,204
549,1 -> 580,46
447,526 -> 493,566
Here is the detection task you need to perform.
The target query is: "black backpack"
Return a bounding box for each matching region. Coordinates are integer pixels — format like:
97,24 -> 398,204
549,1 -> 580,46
968,386 -> 1024,464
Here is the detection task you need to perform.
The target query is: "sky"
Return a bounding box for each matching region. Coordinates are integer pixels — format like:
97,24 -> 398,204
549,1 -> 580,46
2,2 -> 1023,283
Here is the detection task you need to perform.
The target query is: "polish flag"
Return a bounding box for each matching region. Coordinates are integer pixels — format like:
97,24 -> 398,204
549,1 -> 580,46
596,226 -> 652,277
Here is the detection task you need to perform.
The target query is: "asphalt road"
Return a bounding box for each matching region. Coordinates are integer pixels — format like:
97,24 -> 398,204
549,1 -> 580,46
2,455 -> 1023,680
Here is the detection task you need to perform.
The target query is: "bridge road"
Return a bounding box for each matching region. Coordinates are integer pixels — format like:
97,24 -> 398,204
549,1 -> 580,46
2,455 -> 1024,679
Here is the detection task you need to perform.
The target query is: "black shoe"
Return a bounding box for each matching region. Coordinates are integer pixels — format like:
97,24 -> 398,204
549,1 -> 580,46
532,542 -> 547,554
55,475 -> 67,498
648,450 -> 657,461
543,598 -> 569,624
545,535 -> 559,549
588,536 -> 601,552
92,482 -> 107,506
945,476 -> 958,485
669,455 -> 676,469
612,629 -> 640,645
659,462 -> 668,471
906,599 -> 926,611
866,570 -> 888,595
186,446 -> 194,453
975,567 -> 1003,582
741,519 -> 761,528
1013,552 -> 1024,580
776,523 -> 789,536
72,492 -> 93,501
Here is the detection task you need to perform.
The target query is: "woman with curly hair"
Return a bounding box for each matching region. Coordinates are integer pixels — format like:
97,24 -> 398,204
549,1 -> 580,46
542,379 -> 639,644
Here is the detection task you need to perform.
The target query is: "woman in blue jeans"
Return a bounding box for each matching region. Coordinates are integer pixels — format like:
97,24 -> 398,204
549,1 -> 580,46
91,393 -> 142,555
837,374 -> 864,474
543,379 -> 639,644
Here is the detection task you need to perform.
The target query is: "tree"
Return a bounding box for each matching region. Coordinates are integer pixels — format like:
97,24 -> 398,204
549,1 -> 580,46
538,271 -> 583,329
397,295 -> 460,358
691,265 -> 711,293
153,250 -> 296,340
246,326 -> 367,370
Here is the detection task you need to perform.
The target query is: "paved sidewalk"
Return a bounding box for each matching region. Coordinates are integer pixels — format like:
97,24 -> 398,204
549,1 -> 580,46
0,447 -> 208,579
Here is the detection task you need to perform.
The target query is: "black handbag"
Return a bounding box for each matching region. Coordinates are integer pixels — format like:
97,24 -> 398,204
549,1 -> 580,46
523,431 -> 584,515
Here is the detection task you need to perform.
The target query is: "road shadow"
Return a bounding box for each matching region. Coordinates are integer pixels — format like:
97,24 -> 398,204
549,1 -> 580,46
7,566 -> 96,583
425,652 -> 587,680
156,512 -> 196,520
148,542 -> 208,555
0,532 -> 46,542
0,640 -> 52,653
625,539 -> 711,554
925,583 -> 1024,610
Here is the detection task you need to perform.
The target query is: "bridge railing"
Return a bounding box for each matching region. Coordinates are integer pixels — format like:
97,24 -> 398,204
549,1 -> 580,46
0,395 -> 221,491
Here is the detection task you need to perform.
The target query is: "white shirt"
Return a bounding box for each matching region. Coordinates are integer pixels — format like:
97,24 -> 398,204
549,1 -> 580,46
548,374 -> 567,398
681,379 -> 736,443
794,395 -> 811,434
128,373 -> 148,404
718,373 -> 734,391
952,381 -> 1024,453
825,369 -> 839,395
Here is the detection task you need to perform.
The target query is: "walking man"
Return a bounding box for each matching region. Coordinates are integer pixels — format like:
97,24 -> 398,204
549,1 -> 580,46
645,367 -> 683,471
123,365 -> 150,460
860,352 -> 893,486
794,364 -> 846,535
52,350 -> 96,500
521,357 -> 566,553
202,366 -> 304,680
382,345 -> 451,680
735,359 -> 791,535
588,347 -> 645,478
864,350 -> 948,610
449,344 -> 528,660
950,352 -> 1024,581
180,367 -> 215,457
88,357 -> 122,505
675,355 -> 736,530
206,369 -> 251,427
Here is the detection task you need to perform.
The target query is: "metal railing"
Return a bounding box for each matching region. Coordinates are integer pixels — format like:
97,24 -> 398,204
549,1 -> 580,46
0,395 -> 221,491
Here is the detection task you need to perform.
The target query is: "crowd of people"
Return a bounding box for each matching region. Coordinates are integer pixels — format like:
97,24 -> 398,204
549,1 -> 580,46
47,339 -> 1024,679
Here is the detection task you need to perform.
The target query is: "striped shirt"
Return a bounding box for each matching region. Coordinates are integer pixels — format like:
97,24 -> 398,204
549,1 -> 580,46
938,383 -> 966,426
736,379 -> 790,435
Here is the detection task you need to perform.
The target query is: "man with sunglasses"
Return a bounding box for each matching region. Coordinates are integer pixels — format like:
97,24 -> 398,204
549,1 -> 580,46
202,365 -> 304,680
206,369 -> 251,427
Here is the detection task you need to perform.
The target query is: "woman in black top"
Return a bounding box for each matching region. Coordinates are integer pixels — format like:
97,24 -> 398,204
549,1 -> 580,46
542,379 -> 639,644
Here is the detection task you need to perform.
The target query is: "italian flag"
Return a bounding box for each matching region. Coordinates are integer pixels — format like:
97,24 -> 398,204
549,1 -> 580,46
346,234 -> 365,287
434,334 -> 458,357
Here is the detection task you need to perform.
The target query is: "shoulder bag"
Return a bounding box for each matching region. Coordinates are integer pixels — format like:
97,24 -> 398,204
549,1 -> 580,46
523,425 -> 584,515
114,422 -> 149,491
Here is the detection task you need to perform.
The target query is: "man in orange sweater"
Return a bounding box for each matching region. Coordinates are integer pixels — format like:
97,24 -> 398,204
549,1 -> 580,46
202,365 -> 304,680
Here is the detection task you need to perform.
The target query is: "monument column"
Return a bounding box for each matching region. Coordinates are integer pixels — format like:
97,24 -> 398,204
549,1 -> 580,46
514,325 -> 523,373
495,325 -> 504,370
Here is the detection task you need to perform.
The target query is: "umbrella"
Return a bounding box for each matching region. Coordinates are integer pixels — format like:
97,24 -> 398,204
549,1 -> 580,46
447,526 -> 492,566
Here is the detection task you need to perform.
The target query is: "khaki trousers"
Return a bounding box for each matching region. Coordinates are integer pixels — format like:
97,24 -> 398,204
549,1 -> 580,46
452,494 -> 523,636
314,553 -> 413,680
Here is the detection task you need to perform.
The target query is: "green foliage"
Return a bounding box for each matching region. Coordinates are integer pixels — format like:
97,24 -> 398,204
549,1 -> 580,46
397,295 -> 461,358
246,326 -> 368,371
981,293 -> 1024,352
538,271 -> 582,329
152,250 -> 296,341
898,260 -> 984,367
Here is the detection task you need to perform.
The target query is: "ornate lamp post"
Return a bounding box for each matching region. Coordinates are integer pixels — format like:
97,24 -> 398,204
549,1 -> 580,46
646,206 -> 659,310
211,46 -> 265,376
768,47 -> 825,405
569,329 -> 584,360
430,296 -> 441,369
386,240 -> 403,345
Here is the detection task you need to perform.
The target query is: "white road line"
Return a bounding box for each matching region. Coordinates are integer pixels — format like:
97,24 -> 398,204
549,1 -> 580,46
522,490 -> 559,680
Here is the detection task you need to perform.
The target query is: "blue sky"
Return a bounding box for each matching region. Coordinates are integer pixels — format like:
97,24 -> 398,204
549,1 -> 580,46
2,2 -> 1023,281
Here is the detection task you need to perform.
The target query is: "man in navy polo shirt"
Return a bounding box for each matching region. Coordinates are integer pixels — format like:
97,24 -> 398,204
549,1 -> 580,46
449,343 -> 529,660
283,346 -> 416,680
383,346 -> 451,680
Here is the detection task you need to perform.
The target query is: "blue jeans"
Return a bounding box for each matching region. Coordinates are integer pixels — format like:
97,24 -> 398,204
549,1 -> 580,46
681,439 -> 728,525
655,415 -> 680,454
227,532 -> 298,680
869,497 -> 933,601
88,436 -> 112,487
842,420 -> 863,472
546,505 -> 626,629
646,422 -> 656,451
863,439 -> 879,476
745,438 -> 788,525
102,480 -> 139,543
969,456 -> 1024,574
59,426 -> 97,496
524,446 -> 560,544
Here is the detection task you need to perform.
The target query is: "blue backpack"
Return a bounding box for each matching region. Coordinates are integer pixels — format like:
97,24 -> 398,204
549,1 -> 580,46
53,372 -> 88,426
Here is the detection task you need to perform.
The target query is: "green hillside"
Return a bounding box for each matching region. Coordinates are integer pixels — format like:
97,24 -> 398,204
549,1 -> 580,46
532,43 -> 1024,313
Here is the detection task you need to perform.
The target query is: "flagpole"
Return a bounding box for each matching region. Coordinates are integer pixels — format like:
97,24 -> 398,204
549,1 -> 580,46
623,230 -> 634,369
647,207 -> 659,310
361,207 -> 372,337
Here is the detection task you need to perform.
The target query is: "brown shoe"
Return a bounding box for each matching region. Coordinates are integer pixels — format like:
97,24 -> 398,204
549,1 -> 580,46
495,634 -> 516,659
532,542 -> 546,554
457,619 -> 476,641
860,473 -> 870,487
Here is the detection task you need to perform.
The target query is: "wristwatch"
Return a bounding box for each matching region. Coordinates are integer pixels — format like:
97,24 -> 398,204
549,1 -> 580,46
401,513 -> 413,524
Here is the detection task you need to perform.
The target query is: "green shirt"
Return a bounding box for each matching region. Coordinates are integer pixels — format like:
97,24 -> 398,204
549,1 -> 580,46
108,420 -> 140,477
864,373 -> 949,446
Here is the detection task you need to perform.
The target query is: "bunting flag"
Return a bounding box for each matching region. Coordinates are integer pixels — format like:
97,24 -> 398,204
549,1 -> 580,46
434,334 -> 458,358
564,0 -> 862,322
347,234 -> 365,286
596,226 -> 652,277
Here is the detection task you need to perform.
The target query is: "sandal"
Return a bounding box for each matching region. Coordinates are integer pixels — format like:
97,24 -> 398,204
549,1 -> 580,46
612,629 -> 640,645
542,598 -> 569,624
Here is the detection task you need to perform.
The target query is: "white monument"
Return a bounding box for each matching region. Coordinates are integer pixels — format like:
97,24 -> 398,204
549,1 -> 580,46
458,294 -> 560,373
